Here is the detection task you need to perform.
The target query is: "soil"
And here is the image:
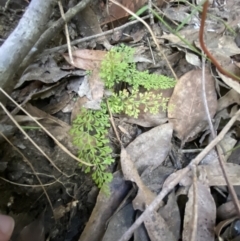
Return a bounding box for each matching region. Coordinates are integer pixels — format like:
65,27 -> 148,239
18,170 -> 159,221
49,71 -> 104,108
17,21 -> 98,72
0,2 -> 95,241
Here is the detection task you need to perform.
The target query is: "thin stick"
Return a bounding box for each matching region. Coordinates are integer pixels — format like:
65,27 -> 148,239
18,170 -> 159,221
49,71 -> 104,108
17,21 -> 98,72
0,88 -> 93,167
58,0 -> 74,64
201,58 -> 240,216
0,176 -> 57,187
118,109 -> 240,241
0,102 -> 69,177
147,37 -> 156,65
148,0 -> 154,26
190,164 -> 198,241
41,15 -> 151,56
106,100 -> 121,145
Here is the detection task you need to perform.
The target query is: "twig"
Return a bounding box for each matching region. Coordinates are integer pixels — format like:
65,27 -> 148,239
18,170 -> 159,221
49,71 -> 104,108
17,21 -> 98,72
182,149 -> 203,153
106,100 -> 122,145
0,176 -> 57,188
58,0 -> 74,64
16,0 -> 91,81
147,37 -> 156,65
152,2 -> 179,26
0,102 -> 70,177
201,56 -> 240,216
0,88 -> 93,167
3,0 -> 11,11
41,15 -> 151,56
200,1 -> 240,217
118,109 -> 240,241
148,0 -> 154,26
0,0 -> 56,106
190,164 -> 198,241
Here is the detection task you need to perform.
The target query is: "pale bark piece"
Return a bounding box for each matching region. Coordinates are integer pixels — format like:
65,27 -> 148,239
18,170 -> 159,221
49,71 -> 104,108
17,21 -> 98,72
79,171 -> 131,241
183,182 -> 216,241
126,123 -> 173,174
168,68 -> 217,143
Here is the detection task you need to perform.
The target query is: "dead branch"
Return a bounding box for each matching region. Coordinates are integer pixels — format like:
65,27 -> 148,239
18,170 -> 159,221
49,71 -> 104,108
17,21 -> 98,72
0,0 -> 56,105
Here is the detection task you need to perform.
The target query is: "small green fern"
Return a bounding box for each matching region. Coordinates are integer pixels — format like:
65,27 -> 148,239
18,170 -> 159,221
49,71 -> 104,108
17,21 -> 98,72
71,45 -> 176,189
100,44 -> 176,90
70,103 -> 114,188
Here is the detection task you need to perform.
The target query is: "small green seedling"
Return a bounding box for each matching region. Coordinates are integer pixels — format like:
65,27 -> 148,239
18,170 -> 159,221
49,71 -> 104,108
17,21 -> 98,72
70,45 -> 176,189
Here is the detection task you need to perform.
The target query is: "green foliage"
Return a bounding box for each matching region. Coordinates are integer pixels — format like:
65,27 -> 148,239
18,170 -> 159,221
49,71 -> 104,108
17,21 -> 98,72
100,44 -> 176,90
70,103 -> 114,189
71,45 -> 176,189
108,89 -> 169,118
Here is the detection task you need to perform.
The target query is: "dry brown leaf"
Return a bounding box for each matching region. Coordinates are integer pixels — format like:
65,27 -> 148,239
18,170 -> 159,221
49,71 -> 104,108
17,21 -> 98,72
24,103 -> 70,129
182,181 -> 216,241
159,191 -> 181,240
76,5 -> 111,49
168,68 -> 217,143
217,201 -> 240,220
16,57 -> 85,88
16,211 -> 45,241
102,203 -> 135,240
215,217 -> 239,240
42,92 -> 72,114
126,123 -> 173,174
100,0 -> 166,25
196,36 -> 240,58
120,148 -> 156,211
217,89 -> 240,112
63,49 -> 106,70
198,163 -> 240,186
63,49 -> 105,110
144,210 -> 177,241
141,166 -> 174,194
79,171 -> 131,241
163,6 -> 199,25
218,69 -> 240,95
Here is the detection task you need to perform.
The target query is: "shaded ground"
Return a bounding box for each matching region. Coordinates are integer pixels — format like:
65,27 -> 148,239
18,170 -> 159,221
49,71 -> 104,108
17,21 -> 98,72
1,0 -> 240,241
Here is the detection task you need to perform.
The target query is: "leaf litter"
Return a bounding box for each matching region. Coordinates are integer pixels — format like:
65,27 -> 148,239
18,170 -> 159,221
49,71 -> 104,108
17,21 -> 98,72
2,0 -> 240,240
